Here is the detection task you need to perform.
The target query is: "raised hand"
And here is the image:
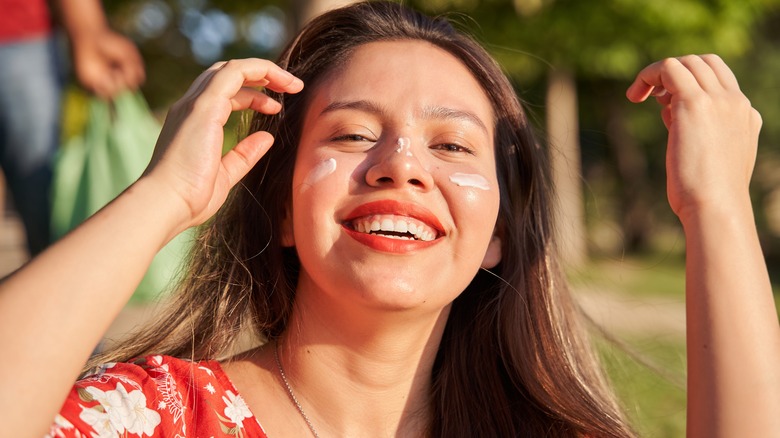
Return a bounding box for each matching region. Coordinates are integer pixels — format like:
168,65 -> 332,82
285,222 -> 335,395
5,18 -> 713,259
626,54 -> 762,223
143,59 -> 303,232
627,56 -> 780,437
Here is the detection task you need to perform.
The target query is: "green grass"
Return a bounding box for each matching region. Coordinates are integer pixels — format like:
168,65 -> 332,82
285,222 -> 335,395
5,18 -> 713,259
599,336 -> 687,437
569,253 -> 687,298
581,252 -> 780,437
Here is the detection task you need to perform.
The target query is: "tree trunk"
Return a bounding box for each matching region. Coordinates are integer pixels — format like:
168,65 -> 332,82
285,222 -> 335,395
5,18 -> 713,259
546,69 -> 586,267
605,93 -> 653,252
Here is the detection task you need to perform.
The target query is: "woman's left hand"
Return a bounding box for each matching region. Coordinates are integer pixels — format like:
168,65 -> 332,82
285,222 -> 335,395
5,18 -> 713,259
628,56 -> 780,437
626,54 -> 762,223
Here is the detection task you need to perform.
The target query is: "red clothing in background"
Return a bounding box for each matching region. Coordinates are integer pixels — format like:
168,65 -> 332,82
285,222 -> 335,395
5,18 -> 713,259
0,0 -> 52,42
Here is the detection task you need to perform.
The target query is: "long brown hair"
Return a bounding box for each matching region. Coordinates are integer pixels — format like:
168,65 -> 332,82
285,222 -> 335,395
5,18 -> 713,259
92,2 -> 635,436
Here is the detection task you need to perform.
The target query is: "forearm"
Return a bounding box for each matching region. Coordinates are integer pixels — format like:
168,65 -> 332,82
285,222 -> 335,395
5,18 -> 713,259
0,176 -> 188,436
683,200 -> 780,437
55,0 -> 110,40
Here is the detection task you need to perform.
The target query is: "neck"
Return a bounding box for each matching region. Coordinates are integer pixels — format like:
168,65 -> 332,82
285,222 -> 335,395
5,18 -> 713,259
275,288 -> 451,437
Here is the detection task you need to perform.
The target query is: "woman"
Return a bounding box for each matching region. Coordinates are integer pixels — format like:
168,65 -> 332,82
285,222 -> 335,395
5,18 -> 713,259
1,2 -> 777,437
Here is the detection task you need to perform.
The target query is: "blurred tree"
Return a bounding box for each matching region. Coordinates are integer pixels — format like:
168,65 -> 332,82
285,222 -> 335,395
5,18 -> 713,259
101,0 -> 291,109
94,0 -> 780,258
410,0 -> 780,259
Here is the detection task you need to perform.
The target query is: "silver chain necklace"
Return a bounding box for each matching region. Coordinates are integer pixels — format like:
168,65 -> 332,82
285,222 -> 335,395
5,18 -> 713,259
274,342 -> 321,438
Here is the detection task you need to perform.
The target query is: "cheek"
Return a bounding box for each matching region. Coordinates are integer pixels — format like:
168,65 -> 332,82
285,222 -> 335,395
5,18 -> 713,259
292,158 -> 341,243
449,172 -> 491,191
446,171 -> 496,208
298,158 -> 337,193
442,170 -> 500,223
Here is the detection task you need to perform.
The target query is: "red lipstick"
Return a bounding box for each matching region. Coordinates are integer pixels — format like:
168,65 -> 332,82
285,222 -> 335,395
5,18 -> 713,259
342,200 -> 444,253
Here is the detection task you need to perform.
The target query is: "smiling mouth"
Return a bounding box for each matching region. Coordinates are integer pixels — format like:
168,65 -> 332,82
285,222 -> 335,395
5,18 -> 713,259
346,214 -> 439,241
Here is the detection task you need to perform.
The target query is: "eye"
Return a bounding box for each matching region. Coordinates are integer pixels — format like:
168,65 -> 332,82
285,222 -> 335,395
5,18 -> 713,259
431,143 -> 475,155
331,134 -> 376,142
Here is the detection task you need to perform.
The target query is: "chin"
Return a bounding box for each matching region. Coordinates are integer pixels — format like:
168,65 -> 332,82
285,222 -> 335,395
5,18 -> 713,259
352,277 -> 461,314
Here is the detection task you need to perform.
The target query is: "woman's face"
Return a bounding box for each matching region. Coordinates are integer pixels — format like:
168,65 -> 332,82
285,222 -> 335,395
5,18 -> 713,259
287,40 -> 501,314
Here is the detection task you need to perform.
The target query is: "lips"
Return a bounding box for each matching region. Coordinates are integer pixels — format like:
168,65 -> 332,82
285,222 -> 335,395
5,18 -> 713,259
343,200 -> 444,252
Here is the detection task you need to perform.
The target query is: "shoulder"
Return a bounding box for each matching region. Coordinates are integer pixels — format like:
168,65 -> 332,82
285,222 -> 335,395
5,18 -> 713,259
48,355 -> 266,438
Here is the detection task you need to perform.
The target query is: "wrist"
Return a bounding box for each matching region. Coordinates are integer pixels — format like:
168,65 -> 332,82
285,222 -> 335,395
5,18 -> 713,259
125,175 -> 195,243
677,194 -> 756,239
675,189 -> 753,224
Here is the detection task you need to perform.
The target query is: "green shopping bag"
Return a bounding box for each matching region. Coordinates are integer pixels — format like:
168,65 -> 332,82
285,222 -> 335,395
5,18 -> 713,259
52,91 -> 192,303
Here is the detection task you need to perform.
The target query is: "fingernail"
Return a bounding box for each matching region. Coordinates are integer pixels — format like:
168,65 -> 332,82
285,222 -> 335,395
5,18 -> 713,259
651,87 -> 668,97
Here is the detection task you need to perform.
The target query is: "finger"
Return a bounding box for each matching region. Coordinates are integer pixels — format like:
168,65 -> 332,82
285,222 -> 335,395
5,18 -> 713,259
230,88 -> 283,114
93,74 -> 117,99
106,69 -> 126,99
221,131 -> 275,187
183,62 -> 227,99
121,58 -> 146,90
626,57 -> 700,103
201,59 -> 303,102
676,55 -> 723,92
654,89 -> 672,106
127,48 -> 146,87
113,54 -> 144,91
699,54 -> 740,90
660,105 -> 672,130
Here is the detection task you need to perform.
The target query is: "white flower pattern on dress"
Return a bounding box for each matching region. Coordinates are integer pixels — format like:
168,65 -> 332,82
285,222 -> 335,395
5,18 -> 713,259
222,390 -> 252,427
78,405 -> 115,438
55,356 -> 265,437
80,383 -> 161,437
46,414 -> 86,438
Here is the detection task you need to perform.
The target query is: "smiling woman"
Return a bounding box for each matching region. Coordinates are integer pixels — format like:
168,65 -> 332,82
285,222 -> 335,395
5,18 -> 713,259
1,2 -> 778,438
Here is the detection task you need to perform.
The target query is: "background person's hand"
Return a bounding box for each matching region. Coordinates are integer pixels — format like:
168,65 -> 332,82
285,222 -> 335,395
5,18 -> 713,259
142,58 -> 304,232
71,28 -> 146,98
626,54 -> 762,223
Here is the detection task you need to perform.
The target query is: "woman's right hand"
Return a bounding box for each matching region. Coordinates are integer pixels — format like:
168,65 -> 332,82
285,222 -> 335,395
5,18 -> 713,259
143,59 -> 303,232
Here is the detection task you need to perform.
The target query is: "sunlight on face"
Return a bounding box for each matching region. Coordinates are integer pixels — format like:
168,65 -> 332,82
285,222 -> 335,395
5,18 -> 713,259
287,40 -> 501,316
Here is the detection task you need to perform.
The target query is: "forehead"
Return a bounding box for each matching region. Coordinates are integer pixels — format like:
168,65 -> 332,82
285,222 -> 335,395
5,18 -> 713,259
308,40 -> 495,133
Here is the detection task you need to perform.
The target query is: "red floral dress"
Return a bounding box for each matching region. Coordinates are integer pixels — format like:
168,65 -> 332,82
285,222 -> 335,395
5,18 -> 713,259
47,355 -> 268,437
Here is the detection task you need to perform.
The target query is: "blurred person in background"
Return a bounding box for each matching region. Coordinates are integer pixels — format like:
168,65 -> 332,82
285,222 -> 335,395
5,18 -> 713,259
0,0 -> 144,256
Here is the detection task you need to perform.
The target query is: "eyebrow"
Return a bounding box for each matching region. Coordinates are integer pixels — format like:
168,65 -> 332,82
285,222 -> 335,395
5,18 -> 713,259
320,99 -> 490,136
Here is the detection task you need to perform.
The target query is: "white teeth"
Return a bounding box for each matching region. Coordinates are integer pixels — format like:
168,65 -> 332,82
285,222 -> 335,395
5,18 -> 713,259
380,219 -> 394,231
351,215 -> 437,241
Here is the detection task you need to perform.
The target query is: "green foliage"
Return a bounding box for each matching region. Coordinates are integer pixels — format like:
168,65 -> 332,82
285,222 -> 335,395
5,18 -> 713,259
410,0 -> 780,81
93,0 -> 780,257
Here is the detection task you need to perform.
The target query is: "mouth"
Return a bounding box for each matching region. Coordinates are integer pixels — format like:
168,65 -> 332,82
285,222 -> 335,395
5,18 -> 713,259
346,215 -> 438,241
342,200 -> 444,250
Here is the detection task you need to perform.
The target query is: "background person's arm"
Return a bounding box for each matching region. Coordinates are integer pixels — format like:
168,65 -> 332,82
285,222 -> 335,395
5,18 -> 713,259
56,0 -> 145,98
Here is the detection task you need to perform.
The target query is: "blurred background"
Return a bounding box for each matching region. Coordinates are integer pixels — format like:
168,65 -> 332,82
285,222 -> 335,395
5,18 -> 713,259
81,0 -> 780,264
3,0 -> 780,435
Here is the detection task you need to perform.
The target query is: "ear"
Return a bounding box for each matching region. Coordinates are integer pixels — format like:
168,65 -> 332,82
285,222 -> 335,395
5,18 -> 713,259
280,204 -> 295,247
481,234 -> 502,269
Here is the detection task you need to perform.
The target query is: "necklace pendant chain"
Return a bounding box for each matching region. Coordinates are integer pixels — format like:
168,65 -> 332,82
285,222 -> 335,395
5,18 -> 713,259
274,342 -> 321,438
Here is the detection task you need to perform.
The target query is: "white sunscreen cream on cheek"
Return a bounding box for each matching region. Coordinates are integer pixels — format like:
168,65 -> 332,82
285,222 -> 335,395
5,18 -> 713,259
449,173 -> 491,191
301,158 -> 337,190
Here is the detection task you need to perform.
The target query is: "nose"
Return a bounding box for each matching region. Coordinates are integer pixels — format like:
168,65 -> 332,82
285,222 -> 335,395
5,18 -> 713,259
365,137 -> 433,190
